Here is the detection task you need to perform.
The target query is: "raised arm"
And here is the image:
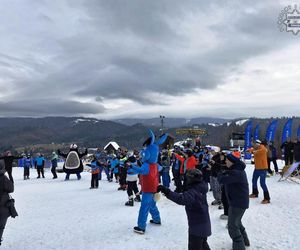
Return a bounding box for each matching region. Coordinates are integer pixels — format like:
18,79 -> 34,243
166,189 -> 199,206
57,149 -> 68,158
79,148 -> 88,158
131,162 -> 150,175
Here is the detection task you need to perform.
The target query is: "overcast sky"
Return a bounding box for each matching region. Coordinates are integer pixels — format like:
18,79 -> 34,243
0,0 -> 299,119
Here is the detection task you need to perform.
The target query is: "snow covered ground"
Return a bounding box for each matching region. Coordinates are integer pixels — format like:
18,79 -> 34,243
2,161 -> 300,250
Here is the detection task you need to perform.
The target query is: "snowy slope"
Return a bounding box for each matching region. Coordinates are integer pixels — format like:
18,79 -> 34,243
235,119 -> 249,126
2,161 -> 300,250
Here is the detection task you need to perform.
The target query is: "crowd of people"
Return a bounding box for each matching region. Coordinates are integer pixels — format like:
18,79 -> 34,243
0,134 -> 300,250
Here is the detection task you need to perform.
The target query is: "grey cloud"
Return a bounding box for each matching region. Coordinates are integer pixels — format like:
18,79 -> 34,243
0,0 -> 297,117
0,99 -> 105,117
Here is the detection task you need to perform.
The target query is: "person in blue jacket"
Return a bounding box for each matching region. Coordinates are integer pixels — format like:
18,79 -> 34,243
35,153 -> 45,178
110,156 -> 120,182
157,168 -> 211,250
95,150 -> 111,182
218,152 -> 250,250
160,151 -> 171,188
125,156 -> 141,206
86,155 -> 101,189
131,131 -> 167,234
23,155 -> 32,180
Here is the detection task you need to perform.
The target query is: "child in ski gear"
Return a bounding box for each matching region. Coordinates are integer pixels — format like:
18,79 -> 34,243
110,156 -> 120,182
125,156 -> 141,206
247,140 -> 271,204
95,150 -> 111,181
86,156 -> 100,189
171,148 -> 183,193
209,152 -> 226,206
118,153 -> 128,191
0,160 -> 15,246
35,153 -> 45,178
131,130 -> 167,234
267,141 -> 278,174
160,151 -> 171,188
218,151 -> 250,250
23,155 -> 32,180
157,168 -> 211,250
51,152 -> 58,179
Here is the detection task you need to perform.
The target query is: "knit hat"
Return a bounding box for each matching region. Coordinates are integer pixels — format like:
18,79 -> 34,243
0,160 -> 5,174
255,139 -> 262,145
128,155 -> 136,163
186,168 -> 203,186
227,151 -> 241,163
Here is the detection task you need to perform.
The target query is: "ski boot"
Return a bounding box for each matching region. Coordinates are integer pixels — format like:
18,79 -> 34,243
211,200 -> 221,206
134,194 -> 141,202
125,198 -> 134,206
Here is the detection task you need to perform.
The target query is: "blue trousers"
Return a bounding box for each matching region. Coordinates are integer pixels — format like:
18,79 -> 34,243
162,172 -> 170,188
137,193 -> 161,230
98,166 -> 111,180
252,170 -> 268,192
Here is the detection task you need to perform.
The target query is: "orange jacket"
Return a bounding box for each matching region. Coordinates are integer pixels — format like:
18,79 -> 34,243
249,145 -> 268,170
175,154 -> 197,174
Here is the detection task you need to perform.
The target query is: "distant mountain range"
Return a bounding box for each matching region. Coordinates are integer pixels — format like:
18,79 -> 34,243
0,117 -> 149,152
114,117 -> 230,128
0,116 -> 299,154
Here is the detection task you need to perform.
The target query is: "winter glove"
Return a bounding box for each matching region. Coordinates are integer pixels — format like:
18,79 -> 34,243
157,185 -> 171,196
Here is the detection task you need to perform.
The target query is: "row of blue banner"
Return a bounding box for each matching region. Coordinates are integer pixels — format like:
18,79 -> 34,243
244,119 -> 300,158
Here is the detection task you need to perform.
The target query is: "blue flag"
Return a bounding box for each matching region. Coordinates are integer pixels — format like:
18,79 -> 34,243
244,121 -> 252,159
281,118 -> 293,144
253,124 -> 260,141
297,124 -> 300,139
265,120 -> 278,142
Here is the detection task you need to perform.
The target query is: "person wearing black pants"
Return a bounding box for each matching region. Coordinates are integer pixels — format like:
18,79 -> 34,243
35,154 -> 45,179
171,152 -> 183,193
37,167 -> 45,178
87,156 -> 100,189
267,142 -> 278,174
281,139 -> 294,166
126,181 -> 140,206
174,171 -> 183,192
51,152 -> 58,179
220,184 -> 229,219
23,155 -> 32,180
218,152 -> 250,250
125,156 -> 141,206
188,234 -> 210,250
91,172 -> 99,189
0,160 -> 15,246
